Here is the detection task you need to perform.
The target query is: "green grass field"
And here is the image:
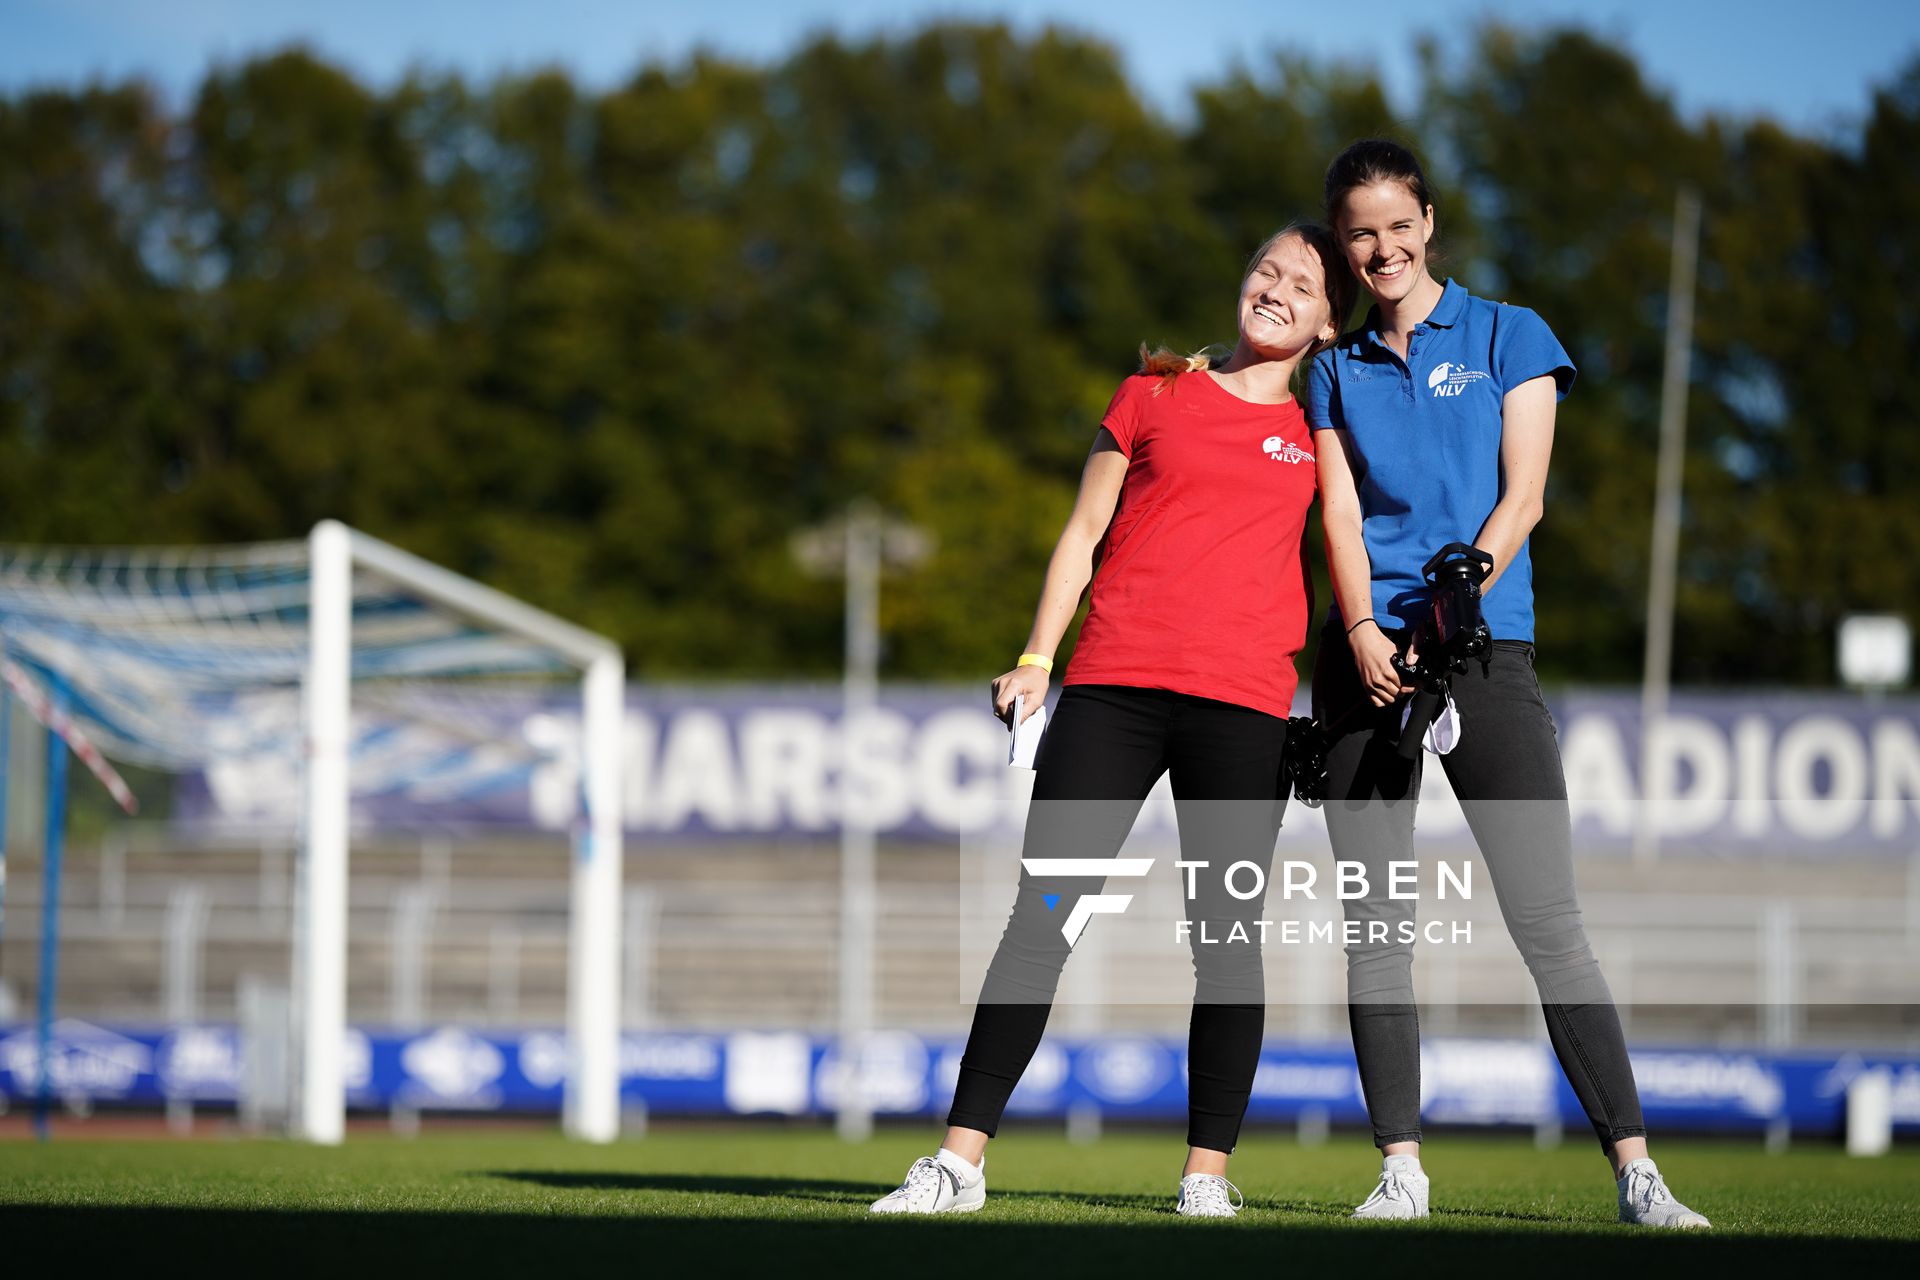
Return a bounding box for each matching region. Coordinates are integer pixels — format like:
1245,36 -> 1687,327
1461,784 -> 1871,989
2,1126 -> 1917,1273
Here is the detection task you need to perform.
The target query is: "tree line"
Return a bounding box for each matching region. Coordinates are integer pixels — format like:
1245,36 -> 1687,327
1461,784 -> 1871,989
2,23 -> 1915,685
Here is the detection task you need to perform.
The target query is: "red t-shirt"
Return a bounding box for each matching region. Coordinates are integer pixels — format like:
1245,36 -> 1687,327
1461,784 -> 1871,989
1064,370 -> 1315,718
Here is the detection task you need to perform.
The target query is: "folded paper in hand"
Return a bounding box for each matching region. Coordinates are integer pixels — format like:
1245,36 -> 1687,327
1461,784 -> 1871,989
1008,694 -> 1048,769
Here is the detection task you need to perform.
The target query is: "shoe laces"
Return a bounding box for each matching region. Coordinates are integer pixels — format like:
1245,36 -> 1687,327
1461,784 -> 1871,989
1626,1165 -> 1671,1208
1359,1170 -> 1410,1211
1183,1174 -> 1244,1212
890,1156 -> 944,1202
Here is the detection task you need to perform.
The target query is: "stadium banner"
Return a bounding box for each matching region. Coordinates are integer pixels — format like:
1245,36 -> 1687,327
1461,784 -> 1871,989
170,686 -> 1920,853
2,1021 -> 1916,1139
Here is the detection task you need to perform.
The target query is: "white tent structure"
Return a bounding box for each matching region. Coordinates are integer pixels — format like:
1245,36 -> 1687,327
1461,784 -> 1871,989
0,520 -> 624,1143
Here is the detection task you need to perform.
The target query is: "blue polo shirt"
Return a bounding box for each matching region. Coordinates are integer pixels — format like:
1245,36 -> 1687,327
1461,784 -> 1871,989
1306,279 -> 1575,641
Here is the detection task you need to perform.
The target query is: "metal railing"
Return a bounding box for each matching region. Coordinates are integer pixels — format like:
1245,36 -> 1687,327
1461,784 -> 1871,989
1,839 -> 1916,1055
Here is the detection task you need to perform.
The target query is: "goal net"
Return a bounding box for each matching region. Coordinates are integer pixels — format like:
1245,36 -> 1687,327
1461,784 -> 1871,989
0,520 -> 625,1143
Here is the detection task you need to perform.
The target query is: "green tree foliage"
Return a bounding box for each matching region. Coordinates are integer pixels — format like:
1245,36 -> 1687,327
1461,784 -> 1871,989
1,25 -> 1914,684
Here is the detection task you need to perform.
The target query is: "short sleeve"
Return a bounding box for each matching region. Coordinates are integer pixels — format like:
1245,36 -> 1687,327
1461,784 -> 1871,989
1099,375 -> 1150,457
1306,349 -> 1341,430
1491,305 -> 1576,401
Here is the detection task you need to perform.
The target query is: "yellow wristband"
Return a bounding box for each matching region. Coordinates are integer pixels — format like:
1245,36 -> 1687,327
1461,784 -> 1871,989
1017,653 -> 1054,674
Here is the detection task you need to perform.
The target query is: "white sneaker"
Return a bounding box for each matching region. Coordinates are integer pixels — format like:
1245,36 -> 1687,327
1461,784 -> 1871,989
1617,1158 -> 1710,1230
1352,1154 -> 1428,1219
1174,1173 -> 1244,1218
869,1148 -> 986,1215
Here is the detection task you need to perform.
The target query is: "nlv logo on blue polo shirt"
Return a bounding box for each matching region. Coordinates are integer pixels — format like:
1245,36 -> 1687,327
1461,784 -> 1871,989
1306,279 -> 1575,642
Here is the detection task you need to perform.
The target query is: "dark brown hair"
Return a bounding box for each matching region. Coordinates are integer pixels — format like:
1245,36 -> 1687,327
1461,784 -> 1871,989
1323,138 -> 1435,227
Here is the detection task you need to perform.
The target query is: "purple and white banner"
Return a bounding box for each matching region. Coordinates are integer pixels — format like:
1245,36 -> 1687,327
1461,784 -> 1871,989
172,686 -> 1920,853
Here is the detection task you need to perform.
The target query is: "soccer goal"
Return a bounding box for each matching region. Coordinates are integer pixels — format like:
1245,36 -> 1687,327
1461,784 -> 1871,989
0,520 -> 624,1143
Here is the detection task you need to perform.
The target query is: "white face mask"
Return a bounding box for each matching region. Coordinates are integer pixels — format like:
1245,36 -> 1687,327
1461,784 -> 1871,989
1400,690 -> 1461,755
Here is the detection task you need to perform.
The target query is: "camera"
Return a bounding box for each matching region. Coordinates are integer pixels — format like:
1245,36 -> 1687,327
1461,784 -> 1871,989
1283,715 -> 1328,807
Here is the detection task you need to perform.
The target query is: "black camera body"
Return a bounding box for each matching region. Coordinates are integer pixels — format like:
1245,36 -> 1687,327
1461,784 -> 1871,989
1285,542 -> 1496,801
1390,542 -> 1494,758
1282,715 -> 1328,808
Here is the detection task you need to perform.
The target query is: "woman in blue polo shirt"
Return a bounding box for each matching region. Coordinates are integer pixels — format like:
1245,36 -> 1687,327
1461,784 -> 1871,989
1306,139 -> 1709,1230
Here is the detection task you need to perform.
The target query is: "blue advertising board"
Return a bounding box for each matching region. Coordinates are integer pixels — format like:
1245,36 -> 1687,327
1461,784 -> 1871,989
3,1020 -> 1915,1139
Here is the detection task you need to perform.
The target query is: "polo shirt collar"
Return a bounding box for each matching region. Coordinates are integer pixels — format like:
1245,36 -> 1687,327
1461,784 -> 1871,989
1423,278 -> 1468,328
1350,278 -> 1468,356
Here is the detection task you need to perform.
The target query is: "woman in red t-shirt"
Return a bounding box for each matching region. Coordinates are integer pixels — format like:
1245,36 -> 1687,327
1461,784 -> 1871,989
871,224 -> 1355,1218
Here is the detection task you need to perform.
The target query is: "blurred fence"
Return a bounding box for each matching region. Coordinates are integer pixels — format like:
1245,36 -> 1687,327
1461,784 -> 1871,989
1,827 -> 1916,1036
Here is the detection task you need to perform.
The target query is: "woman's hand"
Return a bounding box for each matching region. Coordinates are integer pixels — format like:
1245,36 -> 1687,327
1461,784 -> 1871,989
991,664 -> 1051,725
1350,621 -> 1413,707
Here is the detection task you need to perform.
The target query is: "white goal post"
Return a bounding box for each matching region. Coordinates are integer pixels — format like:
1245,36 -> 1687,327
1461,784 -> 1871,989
0,521 -> 625,1145
302,521 -> 624,1143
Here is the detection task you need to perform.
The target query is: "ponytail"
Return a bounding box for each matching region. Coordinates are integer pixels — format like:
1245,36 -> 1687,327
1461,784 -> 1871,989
1138,343 -> 1225,396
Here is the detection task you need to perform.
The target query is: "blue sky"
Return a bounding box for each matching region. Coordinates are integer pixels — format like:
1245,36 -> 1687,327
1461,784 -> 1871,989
4,0 -> 1915,136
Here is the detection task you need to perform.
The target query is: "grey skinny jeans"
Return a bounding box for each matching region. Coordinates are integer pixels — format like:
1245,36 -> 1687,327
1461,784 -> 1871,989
1314,622 -> 1647,1153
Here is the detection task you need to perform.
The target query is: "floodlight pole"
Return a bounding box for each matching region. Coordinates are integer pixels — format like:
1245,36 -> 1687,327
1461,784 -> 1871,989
299,520 -> 353,1145
1634,188 -> 1701,867
792,502 -> 930,1142
838,503 -> 881,1142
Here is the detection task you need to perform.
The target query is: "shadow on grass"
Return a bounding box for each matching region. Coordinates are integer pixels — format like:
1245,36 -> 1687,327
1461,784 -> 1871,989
3,1202 -> 1915,1274
9,1157 -> 1920,1279
489,1171 -> 1574,1225
490,1168 -> 1174,1211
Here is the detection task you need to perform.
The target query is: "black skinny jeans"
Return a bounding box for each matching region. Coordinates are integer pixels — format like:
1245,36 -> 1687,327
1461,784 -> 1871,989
946,684 -> 1289,1154
1314,622 -> 1647,1154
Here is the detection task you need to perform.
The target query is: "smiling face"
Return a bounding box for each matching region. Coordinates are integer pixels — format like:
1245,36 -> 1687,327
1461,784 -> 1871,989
1333,179 -> 1434,304
1236,233 -> 1339,361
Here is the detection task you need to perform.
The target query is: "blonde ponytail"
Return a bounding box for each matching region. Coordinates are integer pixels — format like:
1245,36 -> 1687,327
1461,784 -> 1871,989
1138,342 -> 1224,396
